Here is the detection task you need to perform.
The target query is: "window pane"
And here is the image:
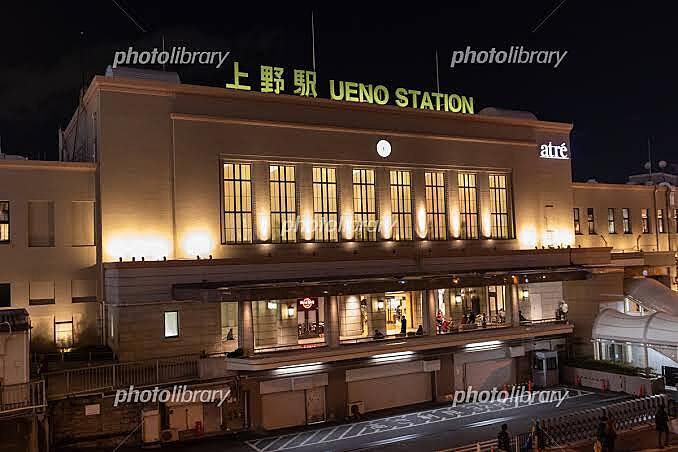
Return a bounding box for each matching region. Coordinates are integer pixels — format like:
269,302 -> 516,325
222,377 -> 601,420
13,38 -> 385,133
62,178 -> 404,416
270,165 -> 297,243
164,311 -> 179,337
223,163 -> 253,244
458,172 -> 479,239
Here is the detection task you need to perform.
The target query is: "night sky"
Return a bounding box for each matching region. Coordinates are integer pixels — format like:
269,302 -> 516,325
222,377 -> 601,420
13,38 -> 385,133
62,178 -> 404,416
1,2 -> 675,183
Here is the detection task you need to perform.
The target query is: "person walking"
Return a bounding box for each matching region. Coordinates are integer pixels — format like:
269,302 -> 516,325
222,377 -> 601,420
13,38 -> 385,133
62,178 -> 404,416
400,314 -> 407,335
596,415 -> 607,452
656,402 -> 670,448
497,423 -> 510,451
604,417 -> 617,452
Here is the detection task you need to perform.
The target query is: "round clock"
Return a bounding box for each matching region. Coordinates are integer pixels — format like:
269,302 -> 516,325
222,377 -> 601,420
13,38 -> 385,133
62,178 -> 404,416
376,139 -> 391,158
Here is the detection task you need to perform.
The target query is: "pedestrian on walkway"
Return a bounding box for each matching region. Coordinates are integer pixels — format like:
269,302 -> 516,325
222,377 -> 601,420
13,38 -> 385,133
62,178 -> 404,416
604,417 -> 617,452
497,423 -> 510,451
656,402 -> 670,449
596,415 -> 607,451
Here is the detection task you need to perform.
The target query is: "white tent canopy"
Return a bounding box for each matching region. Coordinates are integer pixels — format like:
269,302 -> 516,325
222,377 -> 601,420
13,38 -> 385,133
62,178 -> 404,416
592,309 -> 678,347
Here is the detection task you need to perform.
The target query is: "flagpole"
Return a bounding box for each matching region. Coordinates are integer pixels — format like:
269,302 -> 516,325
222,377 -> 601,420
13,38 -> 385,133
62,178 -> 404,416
311,11 -> 316,71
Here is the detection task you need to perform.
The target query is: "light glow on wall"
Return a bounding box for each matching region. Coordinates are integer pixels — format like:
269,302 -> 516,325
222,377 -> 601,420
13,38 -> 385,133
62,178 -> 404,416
302,214 -> 314,241
380,215 -> 392,240
482,212 -> 492,238
182,231 -> 213,257
519,226 -> 538,249
106,234 -> 170,262
342,213 -> 354,240
257,211 -> 270,241
416,205 -> 427,239
450,211 -> 460,238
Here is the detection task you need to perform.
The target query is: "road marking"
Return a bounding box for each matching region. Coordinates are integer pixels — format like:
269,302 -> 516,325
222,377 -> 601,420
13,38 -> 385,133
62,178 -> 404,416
297,431 -> 319,447
244,387 -> 596,452
275,433 -> 303,451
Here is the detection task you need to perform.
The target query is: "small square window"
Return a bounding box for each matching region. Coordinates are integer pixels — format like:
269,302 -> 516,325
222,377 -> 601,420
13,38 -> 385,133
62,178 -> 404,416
164,311 -> 179,338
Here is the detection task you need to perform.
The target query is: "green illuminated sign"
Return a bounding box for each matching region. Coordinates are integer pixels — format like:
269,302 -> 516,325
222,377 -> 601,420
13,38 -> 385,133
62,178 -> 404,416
225,61 -> 474,114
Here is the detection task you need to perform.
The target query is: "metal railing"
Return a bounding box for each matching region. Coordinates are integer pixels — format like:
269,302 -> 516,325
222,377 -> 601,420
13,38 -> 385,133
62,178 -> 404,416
0,380 -> 47,415
44,354 -> 199,399
448,394 -> 668,451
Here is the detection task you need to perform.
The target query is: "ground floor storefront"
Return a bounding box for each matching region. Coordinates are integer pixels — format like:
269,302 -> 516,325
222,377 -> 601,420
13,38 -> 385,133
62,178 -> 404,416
240,337 -> 563,432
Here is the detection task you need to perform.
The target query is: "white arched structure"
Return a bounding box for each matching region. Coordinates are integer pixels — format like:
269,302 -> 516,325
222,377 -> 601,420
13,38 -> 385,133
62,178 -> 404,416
592,309 -> 678,347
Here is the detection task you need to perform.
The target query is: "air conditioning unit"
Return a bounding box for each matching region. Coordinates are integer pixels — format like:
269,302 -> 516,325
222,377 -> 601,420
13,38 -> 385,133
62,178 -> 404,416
159,429 -> 179,443
347,401 -> 365,416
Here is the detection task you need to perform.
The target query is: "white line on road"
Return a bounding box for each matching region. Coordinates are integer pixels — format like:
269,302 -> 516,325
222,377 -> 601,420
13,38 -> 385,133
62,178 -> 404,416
244,388 -> 596,452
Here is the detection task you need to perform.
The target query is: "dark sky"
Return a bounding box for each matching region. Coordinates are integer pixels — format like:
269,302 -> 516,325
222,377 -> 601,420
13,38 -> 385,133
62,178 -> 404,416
1,2 -> 675,182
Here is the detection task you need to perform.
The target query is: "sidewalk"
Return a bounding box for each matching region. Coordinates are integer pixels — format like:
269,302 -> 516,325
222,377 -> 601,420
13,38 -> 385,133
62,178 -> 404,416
567,426 -> 678,452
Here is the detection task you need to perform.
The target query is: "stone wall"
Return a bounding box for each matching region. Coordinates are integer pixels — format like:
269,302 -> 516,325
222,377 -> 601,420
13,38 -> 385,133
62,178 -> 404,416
50,394 -> 144,450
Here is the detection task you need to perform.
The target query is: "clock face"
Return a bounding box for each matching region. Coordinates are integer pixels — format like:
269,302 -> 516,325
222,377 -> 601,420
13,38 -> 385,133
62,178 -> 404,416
376,139 -> 391,158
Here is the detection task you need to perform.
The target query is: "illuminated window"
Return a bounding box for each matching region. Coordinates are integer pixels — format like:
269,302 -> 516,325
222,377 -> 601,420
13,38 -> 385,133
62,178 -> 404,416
313,167 -> 338,242
352,169 -> 377,241
622,208 -> 631,234
223,163 -> 252,244
673,209 -> 678,233
641,208 -> 650,233
573,208 -> 581,234
54,319 -> 73,349
489,174 -> 512,239
458,172 -> 479,239
607,208 -> 616,234
220,302 -> 238,342
657,209 -> 665,233
270,165 -> 297,243
164,311 -> 179,338
0,201 -> 9,243
390,170 -> 413,240
425,171 -> 447,240
587,208 -> 595,234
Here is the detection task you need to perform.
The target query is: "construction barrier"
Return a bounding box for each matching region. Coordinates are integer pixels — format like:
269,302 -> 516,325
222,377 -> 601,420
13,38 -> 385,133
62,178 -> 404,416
448,394 -> 668,451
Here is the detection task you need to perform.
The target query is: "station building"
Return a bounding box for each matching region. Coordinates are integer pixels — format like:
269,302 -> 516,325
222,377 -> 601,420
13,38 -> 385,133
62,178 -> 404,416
0,70 -> 677,444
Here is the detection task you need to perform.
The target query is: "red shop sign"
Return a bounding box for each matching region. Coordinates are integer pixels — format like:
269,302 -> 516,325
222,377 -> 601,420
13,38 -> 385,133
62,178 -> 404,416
297,297 -> 318,311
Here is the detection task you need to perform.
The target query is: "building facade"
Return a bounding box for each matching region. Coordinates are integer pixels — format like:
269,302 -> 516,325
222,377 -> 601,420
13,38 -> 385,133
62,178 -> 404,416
0,72 -> 676,445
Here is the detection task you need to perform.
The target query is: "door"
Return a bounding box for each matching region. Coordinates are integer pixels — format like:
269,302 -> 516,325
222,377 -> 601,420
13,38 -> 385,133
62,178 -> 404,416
348,372 -> 432,413
464,359 -> 513,390
261,391 -> 306,430
168,403 -> 203,431
142,409 -> 160,443
305,387 -> 326,424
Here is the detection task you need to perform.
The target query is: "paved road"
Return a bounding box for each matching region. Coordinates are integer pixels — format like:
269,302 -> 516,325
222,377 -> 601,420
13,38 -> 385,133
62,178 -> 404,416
124,387 -> 631,452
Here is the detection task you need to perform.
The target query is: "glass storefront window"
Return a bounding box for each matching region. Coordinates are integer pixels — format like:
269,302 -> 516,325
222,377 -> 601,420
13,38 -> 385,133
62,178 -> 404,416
252,298 -> 325,352
338,291 -> 423,341
435,286 -> 508,334
220,302 -> 239,351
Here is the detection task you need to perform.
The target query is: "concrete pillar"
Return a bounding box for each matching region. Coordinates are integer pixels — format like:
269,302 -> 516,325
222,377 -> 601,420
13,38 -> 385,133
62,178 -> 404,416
423,290 -> 437,336
510,285 -> 520,327
325,296 -> 340,347
239,300 -> 254,356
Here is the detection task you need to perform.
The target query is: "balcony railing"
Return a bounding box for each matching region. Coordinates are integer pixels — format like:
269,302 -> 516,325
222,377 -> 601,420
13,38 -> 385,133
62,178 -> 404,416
44,354 -> 199,400
0,380 -> 46,415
